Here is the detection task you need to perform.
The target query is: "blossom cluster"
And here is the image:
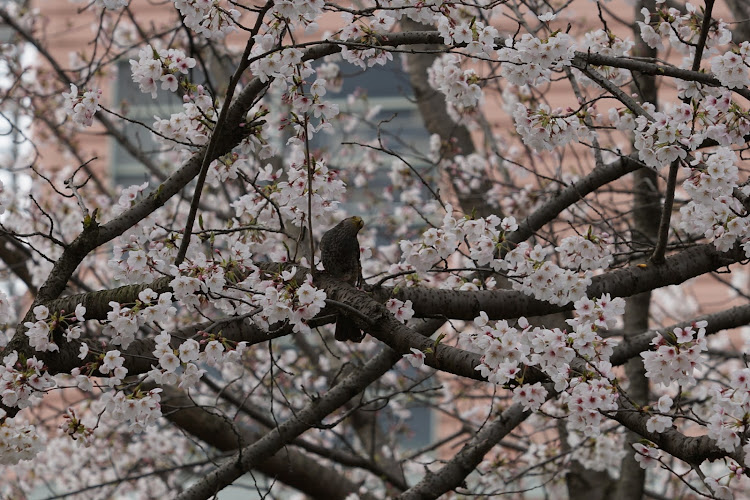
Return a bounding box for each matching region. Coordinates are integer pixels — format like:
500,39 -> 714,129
385,298 -> 415,324
556,230 -> 613,271
0,352 -> 55,409
706,368 -> 750,455
341,43 -> 394,70
612,96 -> 749,257
699,90 -> 750,146
633,104 -> 693,170
170,255 -> 226,310
576,29 -> 634,87
152,84 -> 215,147
464,295 -> 623,439
337,14 -> 394,69
464,315 -> 530,386
465,295 -> 622,392
109,237 -> 164,286
527,325 -> 577,389
230,181 -> 285,230
633,442 -> 661,469
102,289 -> 176,349
396,205 -> 606,306
0,409 -> 45,465
568,294 -> 625,332
399,209 -> 462,273
100,388 -> 163,432
679,148 -> 750,254
110,181 -> 151,218
97,350 -> 128,386
399,205 -> 515,273
106,227 -> 178,313
641,83 -> 750,152
502,242 -> 592,306
563,378 -> 619,436
281,75 -> 340,144
129,45 -> 197,99
146,331 -> 212,389
513,103 -> 584,152
498,32 -> 576,87
467,214 -> 517,266
24,305 -> 59,353
711,42 -> 750,89
271,0 -> 324,34
115,229 -> 325,336
641,321 -> 708,387
269,150 -> 347,228
513,381 -> 548,412
637,4 -> 731,55
253,272 -> 327,334
428,55 -> 483,114
566,319 -> 617,367
23,304 -> 86,353
173,0 -> 239,39
437,18 -> 498,58
61,83 -> 101,127
249,47 -> 304,85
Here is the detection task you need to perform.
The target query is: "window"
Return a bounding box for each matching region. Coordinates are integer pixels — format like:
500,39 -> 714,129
313,59 -> 432,220
109,60 -> 184,186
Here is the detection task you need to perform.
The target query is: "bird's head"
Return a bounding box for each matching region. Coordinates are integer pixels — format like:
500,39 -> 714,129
344,216 -> 364,232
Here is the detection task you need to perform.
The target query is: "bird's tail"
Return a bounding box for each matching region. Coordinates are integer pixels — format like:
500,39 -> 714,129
334,315 -> 365,342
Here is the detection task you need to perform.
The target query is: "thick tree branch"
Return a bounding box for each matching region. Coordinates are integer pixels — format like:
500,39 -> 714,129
608,397 -> 745,467
397,384 -> 556,499
383,243 -> 745,320
609,303 -> 750,366
174,347 -> 403,500
161,385 -> 379,500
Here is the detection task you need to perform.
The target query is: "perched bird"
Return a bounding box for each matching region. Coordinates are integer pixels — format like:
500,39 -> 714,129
320,216 -> 365,342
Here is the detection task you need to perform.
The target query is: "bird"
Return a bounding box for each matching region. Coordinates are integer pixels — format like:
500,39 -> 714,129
320,216 -> 365,342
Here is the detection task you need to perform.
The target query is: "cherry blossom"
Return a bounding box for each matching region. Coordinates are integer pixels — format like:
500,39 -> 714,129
173,0 -> 240,39
129,46 -> 197,99
386,298 -> 415,324
641,321 -> 708,387
403,348 -> 425,368
498,32 -> 576,87
61,84 -> 101,127
633,442 -> 661,469
512,382 -> 548,412
0,408 -> 45,464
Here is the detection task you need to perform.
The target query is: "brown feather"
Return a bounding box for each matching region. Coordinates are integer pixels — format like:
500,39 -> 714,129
320,217 -> 365,342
